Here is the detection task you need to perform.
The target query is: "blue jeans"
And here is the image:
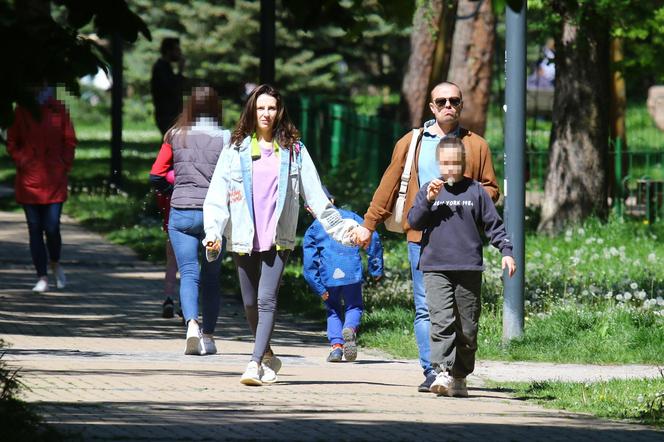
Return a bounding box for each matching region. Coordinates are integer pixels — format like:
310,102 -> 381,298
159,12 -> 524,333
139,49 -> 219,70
23,203 -> 63,277
408,241 -> 433,375
168,208 -> 222,334
324,282 -> 363,346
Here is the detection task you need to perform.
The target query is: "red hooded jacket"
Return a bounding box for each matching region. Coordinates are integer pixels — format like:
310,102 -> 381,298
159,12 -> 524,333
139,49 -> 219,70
7,98 -> 77,204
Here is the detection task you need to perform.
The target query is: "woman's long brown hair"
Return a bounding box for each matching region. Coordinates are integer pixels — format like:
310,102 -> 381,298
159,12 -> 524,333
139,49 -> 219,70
231,84 -> 300,148
165,86 -> 221,145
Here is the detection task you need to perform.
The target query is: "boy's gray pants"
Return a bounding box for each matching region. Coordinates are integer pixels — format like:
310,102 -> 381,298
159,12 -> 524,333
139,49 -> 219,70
423,270 -> 482,378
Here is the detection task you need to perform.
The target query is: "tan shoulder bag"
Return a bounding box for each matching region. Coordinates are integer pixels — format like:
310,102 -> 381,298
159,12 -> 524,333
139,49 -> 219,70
384,128 -> 421,233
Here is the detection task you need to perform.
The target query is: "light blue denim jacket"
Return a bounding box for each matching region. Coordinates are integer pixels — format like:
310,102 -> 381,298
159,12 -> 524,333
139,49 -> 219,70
203,136 -> 358,254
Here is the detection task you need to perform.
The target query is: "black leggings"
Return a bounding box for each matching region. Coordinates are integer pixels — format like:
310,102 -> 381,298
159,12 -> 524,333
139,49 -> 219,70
233,248 -> 290,363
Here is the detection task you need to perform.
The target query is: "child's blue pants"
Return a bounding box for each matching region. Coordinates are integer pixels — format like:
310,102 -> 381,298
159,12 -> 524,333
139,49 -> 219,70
324,282 -> 363,345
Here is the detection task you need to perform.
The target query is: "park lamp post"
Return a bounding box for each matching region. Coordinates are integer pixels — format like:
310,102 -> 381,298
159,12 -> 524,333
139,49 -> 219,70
503,0 -> 526,343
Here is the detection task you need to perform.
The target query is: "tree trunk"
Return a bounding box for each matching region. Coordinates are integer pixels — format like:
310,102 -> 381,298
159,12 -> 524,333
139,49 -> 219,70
538,6 -> 611,234
608,38 -> 627,202
401,0 -> 445,127
446,0 -> 495,136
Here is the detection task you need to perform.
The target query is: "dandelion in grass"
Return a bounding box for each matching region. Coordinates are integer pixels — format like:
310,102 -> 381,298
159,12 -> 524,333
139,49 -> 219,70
596,238 -> 604,245
533,250 -> 542,258
648,253 -> 657,263
578,228 -> 585,236
624,292 -> 633,301
657,296 -> 664,306
635,290 -> 647,301
616,293 -> 624,301
630,282 -> 638,290
604,291 -> 613,299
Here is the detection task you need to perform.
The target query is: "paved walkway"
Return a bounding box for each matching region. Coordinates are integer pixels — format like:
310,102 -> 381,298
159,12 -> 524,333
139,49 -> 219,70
0,210 -> 661,441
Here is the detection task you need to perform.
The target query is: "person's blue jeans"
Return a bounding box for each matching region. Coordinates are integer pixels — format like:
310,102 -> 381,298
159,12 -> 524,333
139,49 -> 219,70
23,203 -> 63,277
168,208 -> 222,334
324,282 -> 363,346
408,241 -> 433,376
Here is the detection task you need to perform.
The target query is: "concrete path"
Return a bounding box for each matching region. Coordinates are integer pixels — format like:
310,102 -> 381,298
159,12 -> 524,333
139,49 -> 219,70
0,210 -> 661,441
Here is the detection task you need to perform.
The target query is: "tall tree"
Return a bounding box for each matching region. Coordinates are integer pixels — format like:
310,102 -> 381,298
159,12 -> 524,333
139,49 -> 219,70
538,1 -> 611,233
401,0 -> 446,127
446,0 -> 495,135
0,0 -> 150,128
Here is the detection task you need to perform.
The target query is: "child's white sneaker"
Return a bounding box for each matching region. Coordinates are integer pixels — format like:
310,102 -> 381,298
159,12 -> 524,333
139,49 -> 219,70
32,278 -> 49,293
429,371 -> 454,396
184,320 -> 202,355
240,361 -> 263,386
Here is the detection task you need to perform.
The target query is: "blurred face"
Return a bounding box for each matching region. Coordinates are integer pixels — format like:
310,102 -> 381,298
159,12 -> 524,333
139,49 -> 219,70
429,84 -> 463,127
438,145 -> 465,183
256,94 -> 278,133
167,44 -> 182,62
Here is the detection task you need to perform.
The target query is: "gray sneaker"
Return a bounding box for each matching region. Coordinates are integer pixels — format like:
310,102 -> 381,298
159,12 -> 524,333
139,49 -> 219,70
342,327 -> 357,361
449,377 -> 469,397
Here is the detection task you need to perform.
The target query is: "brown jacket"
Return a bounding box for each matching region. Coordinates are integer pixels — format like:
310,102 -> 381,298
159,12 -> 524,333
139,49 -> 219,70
362,126 -> 499,243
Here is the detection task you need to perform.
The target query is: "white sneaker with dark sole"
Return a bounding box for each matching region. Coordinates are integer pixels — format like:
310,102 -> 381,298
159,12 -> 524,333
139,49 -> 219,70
240,361 -> 263,386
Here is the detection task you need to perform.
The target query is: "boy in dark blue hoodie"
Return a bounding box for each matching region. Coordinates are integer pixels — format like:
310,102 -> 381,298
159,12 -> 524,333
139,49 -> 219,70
304,189 -> 384,362
408,137 -> 516,397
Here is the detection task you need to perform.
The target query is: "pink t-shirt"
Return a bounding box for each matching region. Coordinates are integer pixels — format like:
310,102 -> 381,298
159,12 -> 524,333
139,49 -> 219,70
252,144 -> 280,251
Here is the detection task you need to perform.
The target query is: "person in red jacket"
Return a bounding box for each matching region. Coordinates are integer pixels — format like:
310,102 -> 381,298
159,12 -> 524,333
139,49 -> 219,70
150,142 -> 179,318
7,86 -> 76,292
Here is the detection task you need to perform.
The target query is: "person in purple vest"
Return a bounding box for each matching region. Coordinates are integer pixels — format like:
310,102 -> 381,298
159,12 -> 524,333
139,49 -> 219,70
150,86 -> 230,356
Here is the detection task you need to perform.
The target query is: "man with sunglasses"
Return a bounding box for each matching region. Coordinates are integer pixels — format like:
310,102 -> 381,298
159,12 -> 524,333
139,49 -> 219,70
350,81 -> 499,393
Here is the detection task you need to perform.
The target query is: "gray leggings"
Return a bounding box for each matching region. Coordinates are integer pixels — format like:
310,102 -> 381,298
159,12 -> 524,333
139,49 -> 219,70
233,248 -> 290,363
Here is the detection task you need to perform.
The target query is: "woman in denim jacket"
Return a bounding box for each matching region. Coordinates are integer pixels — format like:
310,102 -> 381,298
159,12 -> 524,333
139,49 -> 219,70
203,84 -> 357,386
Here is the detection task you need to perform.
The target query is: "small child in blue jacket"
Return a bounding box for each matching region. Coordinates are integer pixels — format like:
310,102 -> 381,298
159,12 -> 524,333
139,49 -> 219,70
303,189 -> 384,362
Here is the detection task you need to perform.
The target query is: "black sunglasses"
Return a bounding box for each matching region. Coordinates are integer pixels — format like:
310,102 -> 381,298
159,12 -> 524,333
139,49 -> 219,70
433,97 -> 462,108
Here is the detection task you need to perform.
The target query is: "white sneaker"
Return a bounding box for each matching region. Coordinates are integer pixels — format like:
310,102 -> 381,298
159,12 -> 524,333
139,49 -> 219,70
429,371 -> 454,396
32,279 -> 49,293
184,320 -> 202,355
262,352 -> 282,374
240,361 -> 263,386
449,377 -> 469,397
201,334 -> 217,355
260,362 -> 277,384
52,264 -> 66,289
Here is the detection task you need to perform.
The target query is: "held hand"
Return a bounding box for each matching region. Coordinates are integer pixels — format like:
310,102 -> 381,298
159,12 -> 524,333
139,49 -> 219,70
502,256 -> 517,277
427,179 -> 444,202
321,292 -> 329,301
351,226 -> 372,248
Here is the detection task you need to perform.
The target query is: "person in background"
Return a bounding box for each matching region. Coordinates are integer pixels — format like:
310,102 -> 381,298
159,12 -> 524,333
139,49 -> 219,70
303,188 -> 384,362
7,84 -> 76,292
150,86 -> 229,355
203,84 -> 358,386
150,37 -> 185,318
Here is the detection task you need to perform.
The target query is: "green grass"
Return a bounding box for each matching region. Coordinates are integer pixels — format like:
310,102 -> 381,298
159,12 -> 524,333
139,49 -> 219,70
490,377 -> 664,427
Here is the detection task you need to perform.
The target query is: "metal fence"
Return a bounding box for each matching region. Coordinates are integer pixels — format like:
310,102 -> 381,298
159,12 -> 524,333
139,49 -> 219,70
288,96 -> 664,222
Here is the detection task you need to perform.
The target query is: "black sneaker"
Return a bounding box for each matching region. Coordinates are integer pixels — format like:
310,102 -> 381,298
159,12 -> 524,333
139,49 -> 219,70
418,372 -> 437,393
162,297 -> 174,319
